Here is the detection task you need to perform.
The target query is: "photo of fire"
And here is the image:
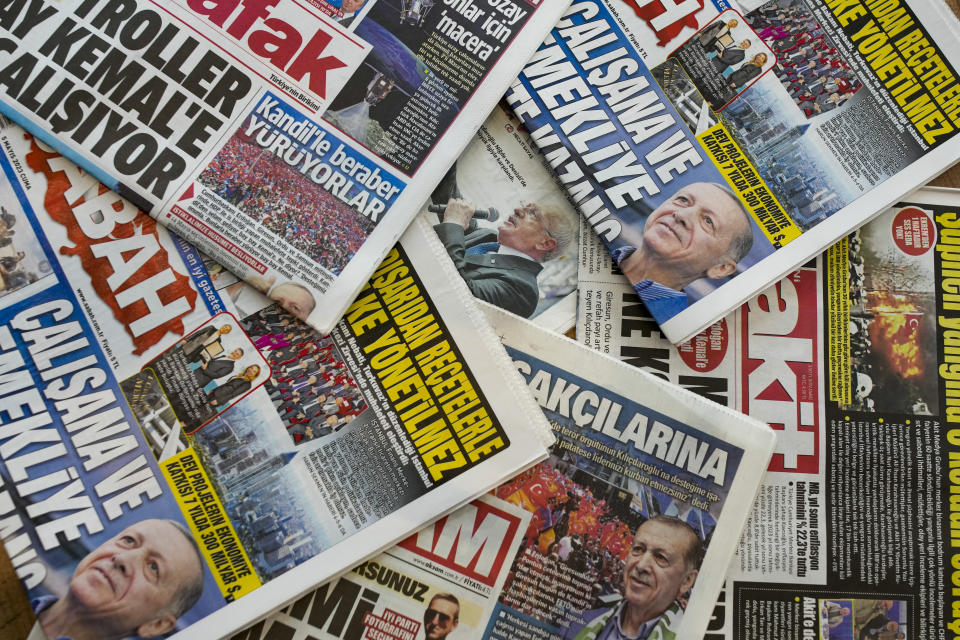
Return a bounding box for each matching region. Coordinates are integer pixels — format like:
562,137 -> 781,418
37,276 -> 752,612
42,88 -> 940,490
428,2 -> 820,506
841,219 -> 937,415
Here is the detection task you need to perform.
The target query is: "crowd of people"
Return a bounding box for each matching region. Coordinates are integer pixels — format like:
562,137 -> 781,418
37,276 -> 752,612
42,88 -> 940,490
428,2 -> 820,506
497,462 -> 638,605
242,307 -> 366,444
198,136 -> 375,274
750,2 -> 861,116
0,208 -> 39,295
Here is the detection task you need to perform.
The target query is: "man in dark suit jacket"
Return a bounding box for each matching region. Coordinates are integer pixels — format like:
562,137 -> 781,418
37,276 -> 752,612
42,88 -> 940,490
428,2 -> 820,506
434,198 -> 577,318
712,40 -> 751,74
208,365 -> 261,407
194,348 -> 245,388
181,324 -> 232,363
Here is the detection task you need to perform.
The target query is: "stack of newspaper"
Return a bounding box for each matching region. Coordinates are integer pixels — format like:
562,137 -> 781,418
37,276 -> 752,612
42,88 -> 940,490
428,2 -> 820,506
1,0 -> 959,638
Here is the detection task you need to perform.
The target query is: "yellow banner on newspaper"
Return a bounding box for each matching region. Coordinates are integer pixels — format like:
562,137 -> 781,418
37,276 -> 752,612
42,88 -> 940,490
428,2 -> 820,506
697,123 -> 801,248
161,447 -> 261,601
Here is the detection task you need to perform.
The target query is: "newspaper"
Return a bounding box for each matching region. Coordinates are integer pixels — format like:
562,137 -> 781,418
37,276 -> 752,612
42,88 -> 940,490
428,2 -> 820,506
475,306 -> 774,640
0,0 -> 572,335
507,0 -> 960,344
229,494 -> 529,640
577,187 -> 960,638
424,102 -> 580,333
0,124 -> 555,640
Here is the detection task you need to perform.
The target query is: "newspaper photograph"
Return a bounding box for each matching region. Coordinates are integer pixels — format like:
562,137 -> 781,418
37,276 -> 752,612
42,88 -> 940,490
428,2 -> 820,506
425,102 -> 580,333
0,0 -> 572,335
478,307 -> 775,640
577,187 -> 960,639
229,494 -> 530,640
0,123 -> 556,640
507,0 -> 960,344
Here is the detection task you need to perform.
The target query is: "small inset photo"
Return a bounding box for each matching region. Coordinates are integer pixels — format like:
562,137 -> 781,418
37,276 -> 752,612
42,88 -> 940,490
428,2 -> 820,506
0,204 -> 54,300
747,0 -> 863,118
143,314 -> 271,433
670,9 -> 776,109
819,599 -> 853,639
852,599 -> 907,640
241,304 -> 369,446
120,369 -> 187,462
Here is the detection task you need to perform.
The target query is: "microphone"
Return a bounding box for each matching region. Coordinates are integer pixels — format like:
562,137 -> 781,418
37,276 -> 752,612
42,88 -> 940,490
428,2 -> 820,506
428,203 -> 500,222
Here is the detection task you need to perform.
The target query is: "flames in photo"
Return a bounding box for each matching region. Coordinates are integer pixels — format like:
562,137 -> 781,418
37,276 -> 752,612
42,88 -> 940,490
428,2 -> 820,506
843,229 -> 936,415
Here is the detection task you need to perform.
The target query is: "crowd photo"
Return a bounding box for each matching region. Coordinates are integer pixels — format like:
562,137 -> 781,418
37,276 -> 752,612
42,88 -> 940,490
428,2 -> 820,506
748,0 -> 863,117
198,134 -> 376,275
242,305 -> 367,445
495,453 -> 711,638
0,206 -> 47,297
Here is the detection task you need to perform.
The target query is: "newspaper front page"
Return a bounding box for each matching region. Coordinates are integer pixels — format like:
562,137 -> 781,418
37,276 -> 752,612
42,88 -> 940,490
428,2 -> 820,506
474,307 -> 775,640
424,102 -> 580,333
0,0 -> 572,335
507,0 -> 960,344
578,187 -> 960,638
0,124 -> 555,640
229,494 -> 530,640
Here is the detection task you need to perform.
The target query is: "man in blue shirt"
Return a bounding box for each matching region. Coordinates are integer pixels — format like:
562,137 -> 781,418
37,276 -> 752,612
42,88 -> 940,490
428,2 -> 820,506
31,519 -> 204,640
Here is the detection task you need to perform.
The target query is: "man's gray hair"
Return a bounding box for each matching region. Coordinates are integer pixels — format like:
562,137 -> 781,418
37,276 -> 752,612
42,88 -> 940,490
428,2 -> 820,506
540,204 -> 578,261
165,519 -> 205,618
645,515 -> 704,571
709,183 -> 754,264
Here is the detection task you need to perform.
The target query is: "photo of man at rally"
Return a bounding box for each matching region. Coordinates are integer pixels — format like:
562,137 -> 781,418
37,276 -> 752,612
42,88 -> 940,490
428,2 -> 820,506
242,305 -> 367,445
495,453 -> 711,638
748,0 -> 862,117
198,135 -> 375,275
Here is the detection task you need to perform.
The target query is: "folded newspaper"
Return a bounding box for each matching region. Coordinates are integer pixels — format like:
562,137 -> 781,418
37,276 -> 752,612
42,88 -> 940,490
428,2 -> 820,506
474,306 -> 774,640
424,102 -> 580,333
578,187 -> 960,638
0,0 -> 571,335
229,493 -> 530,640
507,0 -> 960,344
0,125 -> 556,640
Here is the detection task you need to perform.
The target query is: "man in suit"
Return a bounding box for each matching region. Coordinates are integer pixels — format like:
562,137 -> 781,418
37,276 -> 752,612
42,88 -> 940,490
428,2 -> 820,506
181,324 -> 232,363
434,199 -> 577,318
712,40 -> 752,75
194,347 -> 245,389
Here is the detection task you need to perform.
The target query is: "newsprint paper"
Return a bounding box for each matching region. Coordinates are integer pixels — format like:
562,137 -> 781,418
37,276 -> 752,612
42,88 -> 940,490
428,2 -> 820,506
507,0 -> 960,344
478,307 -> 775,640
424,102 -> 580,334
229,494 -> 530,640
0,0 -> 571,334
578,187 -> 960,638
0,124 -> 555,640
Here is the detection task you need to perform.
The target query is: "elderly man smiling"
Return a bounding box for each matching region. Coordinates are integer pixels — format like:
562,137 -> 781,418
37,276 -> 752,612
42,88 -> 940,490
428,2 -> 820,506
435,197 -> 577,318
29,518 -> 205,640
565,516 -> 703,640
614,182 -> 754,321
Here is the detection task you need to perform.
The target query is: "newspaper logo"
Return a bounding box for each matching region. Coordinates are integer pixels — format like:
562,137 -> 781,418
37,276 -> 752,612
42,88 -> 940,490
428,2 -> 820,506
398,500 -> 523,588
25,139 -> 199,355
621,0 -> 708,47
741,270 -> 819,474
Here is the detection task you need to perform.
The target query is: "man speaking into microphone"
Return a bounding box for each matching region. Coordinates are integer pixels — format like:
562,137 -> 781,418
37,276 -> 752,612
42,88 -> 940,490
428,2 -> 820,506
433,197 -> 577,317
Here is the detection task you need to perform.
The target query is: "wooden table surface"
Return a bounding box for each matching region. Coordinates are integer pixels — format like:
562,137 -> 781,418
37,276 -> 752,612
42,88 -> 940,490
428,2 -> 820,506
3,2 -> 960,639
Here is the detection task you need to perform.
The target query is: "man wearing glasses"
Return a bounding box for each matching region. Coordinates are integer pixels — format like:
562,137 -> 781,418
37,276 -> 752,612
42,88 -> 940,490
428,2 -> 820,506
423,594 -> 460,640
434,198 -> 577,317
